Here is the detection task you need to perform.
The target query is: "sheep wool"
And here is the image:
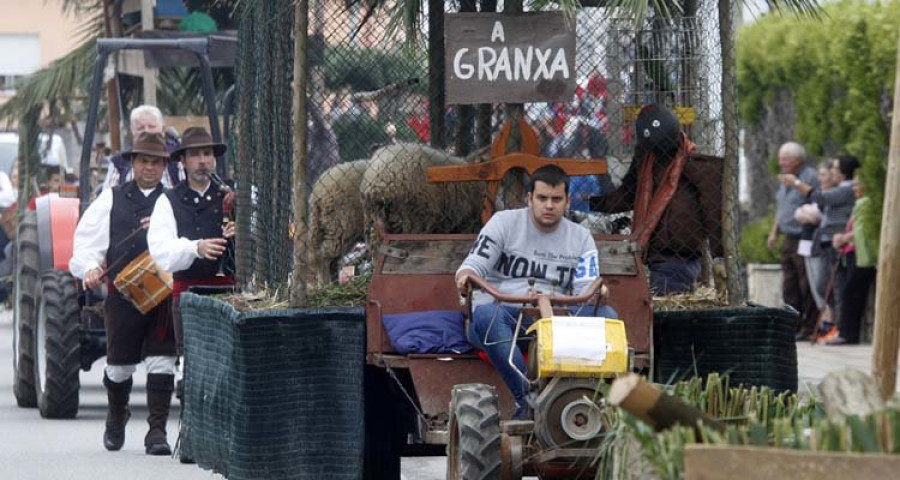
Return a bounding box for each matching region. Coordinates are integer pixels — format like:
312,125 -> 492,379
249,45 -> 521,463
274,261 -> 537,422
308,159 -> 369,283
361,143 -> 485,248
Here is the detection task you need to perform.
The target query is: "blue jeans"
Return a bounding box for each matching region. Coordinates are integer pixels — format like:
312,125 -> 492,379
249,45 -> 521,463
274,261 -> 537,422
467,303 -> 618,407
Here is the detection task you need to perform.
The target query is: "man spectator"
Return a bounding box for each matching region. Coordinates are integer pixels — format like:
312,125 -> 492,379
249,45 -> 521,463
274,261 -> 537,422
768,142 -> 820,340
103,105 -> 184,190
456,165 -> 617,420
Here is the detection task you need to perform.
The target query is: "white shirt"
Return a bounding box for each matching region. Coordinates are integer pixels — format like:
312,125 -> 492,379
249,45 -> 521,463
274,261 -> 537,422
0,172 -> 16,208
147,185 -> 211,273
69,185 -> 158,278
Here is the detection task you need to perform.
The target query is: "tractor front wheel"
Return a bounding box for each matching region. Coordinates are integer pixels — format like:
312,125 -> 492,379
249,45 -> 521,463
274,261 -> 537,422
446,383 -> 502,480
12,211 -> 38,408
33,270 -> 81,419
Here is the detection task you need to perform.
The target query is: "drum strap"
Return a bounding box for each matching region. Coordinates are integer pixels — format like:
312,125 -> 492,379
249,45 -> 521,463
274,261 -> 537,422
102,227 -> 147,280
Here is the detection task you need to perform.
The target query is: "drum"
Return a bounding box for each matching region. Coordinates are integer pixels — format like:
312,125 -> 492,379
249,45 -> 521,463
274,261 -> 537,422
113,251 -> 173,314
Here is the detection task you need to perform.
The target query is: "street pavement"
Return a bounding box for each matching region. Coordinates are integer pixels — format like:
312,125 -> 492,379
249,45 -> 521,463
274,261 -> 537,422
1,306 -> 895,479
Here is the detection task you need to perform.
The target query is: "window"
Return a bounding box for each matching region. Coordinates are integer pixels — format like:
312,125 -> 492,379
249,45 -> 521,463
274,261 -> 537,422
0,34 -> 40,93
0,75 -> 25,93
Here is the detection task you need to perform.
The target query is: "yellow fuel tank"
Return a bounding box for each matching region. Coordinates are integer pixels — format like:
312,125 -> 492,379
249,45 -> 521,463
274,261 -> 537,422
526,317 -> 629,378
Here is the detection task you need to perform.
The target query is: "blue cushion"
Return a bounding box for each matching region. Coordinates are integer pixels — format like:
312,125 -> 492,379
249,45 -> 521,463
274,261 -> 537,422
381,310 -> 474,355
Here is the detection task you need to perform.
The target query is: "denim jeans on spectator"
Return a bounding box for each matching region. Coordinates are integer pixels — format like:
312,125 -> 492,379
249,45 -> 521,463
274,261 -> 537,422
467,302 -> 618,408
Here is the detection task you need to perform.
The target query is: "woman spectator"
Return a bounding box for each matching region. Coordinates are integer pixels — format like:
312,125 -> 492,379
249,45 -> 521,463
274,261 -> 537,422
794,162 -> 835,320
827,177 -> 877,345
780,155 -> 860,341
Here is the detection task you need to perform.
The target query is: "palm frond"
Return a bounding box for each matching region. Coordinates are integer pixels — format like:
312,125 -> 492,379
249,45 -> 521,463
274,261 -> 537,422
763,0 -> 823,19
0,8 -> 104,125
50,0 -> 103,17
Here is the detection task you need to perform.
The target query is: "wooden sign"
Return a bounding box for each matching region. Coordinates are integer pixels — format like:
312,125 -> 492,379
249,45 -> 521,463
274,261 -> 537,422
445,13 -> 576,105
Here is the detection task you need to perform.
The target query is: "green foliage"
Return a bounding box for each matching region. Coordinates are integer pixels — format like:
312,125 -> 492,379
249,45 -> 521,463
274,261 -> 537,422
323,45 -> 424,93
332,114 -> 390,162
739,215 -> 780,264
737,0 -> 900,251
601,373 -> 900,479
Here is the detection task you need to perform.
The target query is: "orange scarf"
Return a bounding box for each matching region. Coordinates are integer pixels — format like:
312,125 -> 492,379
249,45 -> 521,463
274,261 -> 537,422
633,133 -> 696,255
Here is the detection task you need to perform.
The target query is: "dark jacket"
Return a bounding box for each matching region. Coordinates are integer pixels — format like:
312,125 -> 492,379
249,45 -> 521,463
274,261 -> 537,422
590,153 -> 724,262
165,181 -> 234,280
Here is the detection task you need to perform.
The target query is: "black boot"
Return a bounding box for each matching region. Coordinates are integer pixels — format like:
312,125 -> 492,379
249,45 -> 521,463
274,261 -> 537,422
103,374 -> 132,451
144,373 -> 175,456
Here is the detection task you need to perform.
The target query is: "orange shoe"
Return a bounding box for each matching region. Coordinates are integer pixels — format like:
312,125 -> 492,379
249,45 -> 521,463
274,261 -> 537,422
816,325 -> 839,344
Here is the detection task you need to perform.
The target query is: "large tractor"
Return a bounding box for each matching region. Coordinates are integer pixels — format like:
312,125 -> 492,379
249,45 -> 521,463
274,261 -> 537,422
11,37 -> 229,418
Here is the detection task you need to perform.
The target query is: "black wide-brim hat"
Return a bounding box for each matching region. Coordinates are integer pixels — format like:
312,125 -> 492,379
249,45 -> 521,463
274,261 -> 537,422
635,104 -> 682,158
123,132 -> 170,161
170,126 -> 227,160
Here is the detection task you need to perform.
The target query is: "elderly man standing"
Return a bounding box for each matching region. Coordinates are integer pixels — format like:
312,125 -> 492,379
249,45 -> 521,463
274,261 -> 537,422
103,105 -> 184,190
767,142 -> 820,340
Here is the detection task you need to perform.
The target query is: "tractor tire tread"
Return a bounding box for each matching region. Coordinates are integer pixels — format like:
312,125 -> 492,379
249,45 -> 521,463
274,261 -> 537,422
35,270 -> 81,419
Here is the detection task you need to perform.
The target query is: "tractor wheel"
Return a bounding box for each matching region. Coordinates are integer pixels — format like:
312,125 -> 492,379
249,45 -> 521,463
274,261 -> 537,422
446,384 -> 502,480
33,270 -> 81,419
12,210 -> 38,408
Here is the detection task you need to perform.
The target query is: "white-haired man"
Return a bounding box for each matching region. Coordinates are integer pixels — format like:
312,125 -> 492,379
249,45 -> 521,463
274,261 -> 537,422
102,105 -> 184,190
768,141 -> 820,340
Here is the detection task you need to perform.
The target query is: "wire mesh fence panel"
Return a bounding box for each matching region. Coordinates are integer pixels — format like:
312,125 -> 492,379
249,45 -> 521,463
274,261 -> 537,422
235,0 -> 741,303
234,0 -> 296,291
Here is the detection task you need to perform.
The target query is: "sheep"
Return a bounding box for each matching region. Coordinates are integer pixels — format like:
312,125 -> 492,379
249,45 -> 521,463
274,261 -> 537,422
360,143 -> 485,251
307,144 -> 487,284
308,159 -> 369,284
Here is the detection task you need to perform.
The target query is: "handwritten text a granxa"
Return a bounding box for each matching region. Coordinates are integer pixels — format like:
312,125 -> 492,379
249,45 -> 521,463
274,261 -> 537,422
452,21 -> 571,82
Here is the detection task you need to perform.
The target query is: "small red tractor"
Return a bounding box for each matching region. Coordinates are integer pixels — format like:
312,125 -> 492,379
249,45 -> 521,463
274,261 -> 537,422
11,38 -> 229,418
362,128 -> 654,479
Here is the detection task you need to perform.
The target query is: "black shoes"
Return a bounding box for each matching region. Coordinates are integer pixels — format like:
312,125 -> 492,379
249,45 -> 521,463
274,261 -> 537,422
103,374 -> 133,452
144,428 -> 172,456
144,373 -> 175,456
104,406 -> 131,451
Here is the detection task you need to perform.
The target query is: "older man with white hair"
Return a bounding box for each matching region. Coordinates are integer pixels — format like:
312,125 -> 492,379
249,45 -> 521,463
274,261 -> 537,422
768,141 -> 820,340
102,105 -> 184,190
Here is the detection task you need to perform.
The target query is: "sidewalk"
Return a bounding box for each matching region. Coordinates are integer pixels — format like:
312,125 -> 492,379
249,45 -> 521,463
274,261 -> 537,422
796,342 -> 900,393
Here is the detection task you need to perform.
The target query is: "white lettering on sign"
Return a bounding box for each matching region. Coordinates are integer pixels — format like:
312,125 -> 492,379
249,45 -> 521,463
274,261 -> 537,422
454,48 -> 474,79
491,21 -> 505,43
478,47 -> 497,80
550,49 -> 569,77
455,44 -> 570,82
514,47 -> 533,81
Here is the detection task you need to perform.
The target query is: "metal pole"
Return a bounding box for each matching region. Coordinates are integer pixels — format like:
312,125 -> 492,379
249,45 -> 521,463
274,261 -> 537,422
78,52 -> 111,209
196,54 -> 225,177
428,0 -> 445,149
290,0 -> 310,307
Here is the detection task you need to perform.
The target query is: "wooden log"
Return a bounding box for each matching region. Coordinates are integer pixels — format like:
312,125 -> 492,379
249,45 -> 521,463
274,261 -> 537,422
608,374 -> 723,433
872,33 -> 900,400
684,445 -> 900,480
289,0 -> 309,307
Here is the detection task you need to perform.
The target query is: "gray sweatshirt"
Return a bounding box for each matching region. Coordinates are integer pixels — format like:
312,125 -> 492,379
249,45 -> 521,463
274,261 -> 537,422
457,208 -> 599,306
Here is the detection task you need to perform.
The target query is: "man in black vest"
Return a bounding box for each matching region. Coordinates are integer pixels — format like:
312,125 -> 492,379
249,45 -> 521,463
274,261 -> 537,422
69,132 -> 176,455
147,127 -> 234,360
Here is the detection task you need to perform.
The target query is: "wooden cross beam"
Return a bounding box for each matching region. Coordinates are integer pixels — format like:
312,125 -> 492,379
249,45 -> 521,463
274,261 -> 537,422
427,118 -> 609,223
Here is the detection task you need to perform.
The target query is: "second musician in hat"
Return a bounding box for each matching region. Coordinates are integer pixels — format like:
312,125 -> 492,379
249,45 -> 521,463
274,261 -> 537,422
147,127 -> 235,359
